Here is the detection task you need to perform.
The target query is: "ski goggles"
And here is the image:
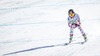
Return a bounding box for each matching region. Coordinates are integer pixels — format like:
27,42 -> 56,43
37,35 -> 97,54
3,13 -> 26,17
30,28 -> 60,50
69,13 -> 75,17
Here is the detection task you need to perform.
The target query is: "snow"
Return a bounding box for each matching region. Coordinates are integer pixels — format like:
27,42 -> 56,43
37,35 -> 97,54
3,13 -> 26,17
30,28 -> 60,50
0,0 -> 100,56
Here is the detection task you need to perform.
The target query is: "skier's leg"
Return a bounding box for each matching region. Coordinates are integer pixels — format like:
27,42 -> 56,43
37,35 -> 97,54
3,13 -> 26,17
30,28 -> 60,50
69,27 -> 74,43
78,26 -> 87,42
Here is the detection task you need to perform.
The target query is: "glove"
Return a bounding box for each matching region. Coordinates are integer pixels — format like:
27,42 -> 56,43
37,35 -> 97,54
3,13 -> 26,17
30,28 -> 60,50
77,20 -> 81,26
68,23 -> 71,27
72,23 -> 78,28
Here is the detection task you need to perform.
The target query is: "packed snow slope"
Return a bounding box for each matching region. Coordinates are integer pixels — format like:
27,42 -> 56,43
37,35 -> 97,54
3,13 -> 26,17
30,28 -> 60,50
0,0 -> 100,56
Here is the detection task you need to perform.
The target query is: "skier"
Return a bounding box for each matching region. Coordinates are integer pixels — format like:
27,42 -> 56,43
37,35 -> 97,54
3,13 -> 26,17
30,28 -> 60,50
67,9 -> 87,43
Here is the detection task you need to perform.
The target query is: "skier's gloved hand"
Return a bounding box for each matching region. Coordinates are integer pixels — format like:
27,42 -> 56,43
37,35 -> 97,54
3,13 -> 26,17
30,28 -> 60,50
68,23 -> 71,27
77,21 -> 81,26
71,23 -> 77,28
75,24 -> 78,26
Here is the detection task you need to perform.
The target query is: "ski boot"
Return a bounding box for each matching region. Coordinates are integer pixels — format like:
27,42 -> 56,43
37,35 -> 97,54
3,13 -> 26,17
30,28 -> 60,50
83,34 -> 87,42
69,36 -> 73,43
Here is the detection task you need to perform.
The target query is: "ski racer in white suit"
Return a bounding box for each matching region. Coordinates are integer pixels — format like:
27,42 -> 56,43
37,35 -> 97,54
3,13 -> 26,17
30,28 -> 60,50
67,9 -> 87,43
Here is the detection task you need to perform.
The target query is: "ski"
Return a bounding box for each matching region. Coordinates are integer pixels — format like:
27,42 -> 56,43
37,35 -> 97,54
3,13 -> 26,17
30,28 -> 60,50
64,43 -> 70,45
78,42 -> 85,44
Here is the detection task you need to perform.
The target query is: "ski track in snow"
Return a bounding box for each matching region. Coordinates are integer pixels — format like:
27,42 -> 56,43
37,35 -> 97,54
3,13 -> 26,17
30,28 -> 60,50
0,0 -> 45,15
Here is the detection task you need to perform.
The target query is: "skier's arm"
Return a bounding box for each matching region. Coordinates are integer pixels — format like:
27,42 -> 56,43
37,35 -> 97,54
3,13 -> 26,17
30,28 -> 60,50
76,14 -> 81,26
68,17 -> 71,27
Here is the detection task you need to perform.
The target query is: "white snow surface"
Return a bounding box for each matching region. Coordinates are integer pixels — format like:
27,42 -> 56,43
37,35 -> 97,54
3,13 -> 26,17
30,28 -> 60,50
0,0 -> 100,56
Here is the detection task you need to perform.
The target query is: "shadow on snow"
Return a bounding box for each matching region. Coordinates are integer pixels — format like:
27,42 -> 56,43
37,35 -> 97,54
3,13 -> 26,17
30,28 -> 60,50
3,43 -> 67,56
3,41 -> 84,56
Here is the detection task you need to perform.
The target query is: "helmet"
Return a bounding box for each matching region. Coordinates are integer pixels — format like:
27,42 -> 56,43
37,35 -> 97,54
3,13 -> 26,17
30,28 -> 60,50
68,9 -> 75,17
